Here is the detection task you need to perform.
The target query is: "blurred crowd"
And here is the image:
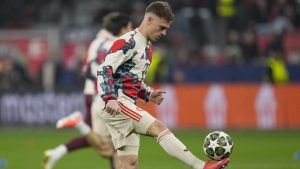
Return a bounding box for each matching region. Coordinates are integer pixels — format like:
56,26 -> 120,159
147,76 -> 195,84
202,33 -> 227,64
0,0 -> 300,92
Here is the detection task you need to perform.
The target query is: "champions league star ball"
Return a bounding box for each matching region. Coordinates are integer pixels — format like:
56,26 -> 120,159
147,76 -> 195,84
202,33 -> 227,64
203,131 -> 233,161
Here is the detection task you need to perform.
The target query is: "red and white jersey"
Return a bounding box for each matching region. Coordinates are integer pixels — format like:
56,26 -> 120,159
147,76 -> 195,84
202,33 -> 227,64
83,29 -> 117,95
97,29 -> 153,103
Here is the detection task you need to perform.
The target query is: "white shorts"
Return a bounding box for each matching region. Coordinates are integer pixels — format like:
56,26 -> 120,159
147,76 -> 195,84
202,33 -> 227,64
93,93 -> 155,155
91,97 -> 111,142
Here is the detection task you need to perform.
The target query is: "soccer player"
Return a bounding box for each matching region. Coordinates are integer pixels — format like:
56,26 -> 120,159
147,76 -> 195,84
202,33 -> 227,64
43,12 -> 132,169
58,1 -> 229,169
95,1 -> 229,168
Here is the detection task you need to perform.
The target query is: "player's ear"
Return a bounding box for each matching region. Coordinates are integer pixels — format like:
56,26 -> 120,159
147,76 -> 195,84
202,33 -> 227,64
146,16 -> 152,24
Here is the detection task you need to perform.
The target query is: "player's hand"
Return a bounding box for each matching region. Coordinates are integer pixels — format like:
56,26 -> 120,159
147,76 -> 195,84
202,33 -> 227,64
150,89 -> 166,105
105,100 -> 120,117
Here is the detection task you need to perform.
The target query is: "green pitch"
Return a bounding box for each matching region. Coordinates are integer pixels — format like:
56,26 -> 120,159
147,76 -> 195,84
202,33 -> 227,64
0,128 -> 299,169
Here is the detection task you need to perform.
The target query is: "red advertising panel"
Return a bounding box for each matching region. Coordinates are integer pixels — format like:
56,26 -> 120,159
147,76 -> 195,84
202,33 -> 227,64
137,84 -> 300,129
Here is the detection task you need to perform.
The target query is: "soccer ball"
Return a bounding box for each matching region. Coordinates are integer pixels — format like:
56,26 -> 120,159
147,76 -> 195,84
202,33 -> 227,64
203,131 -> 233,161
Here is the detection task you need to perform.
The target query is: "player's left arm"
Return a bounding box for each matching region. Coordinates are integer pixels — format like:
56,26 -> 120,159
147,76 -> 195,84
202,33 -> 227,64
137,82 -> 165,105
149,89 -> 166,105
137,82 -> 153,102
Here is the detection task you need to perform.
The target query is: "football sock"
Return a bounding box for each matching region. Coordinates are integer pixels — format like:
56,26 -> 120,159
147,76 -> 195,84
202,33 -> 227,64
76,120 -> 91,135
157,129 -> 205,169
51,144 -> 68,159
44,145 -> 67,169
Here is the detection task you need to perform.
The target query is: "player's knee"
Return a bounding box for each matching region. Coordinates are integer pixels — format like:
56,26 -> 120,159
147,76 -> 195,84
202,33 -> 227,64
123,160 -> 138,169
147,119 -> 167,138
95,145 -> 114,158
119,155 -> 138,169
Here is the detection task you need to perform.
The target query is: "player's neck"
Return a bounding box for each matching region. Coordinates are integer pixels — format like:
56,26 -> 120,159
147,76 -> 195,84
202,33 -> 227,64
137,25 -> 149,41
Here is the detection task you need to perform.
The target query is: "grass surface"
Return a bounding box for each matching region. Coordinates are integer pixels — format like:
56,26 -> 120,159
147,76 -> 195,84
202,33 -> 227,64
0,128 -> 299,169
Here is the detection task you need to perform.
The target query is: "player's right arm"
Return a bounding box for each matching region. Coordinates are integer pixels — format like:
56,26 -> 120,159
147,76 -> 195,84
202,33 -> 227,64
97,37 -> 136,115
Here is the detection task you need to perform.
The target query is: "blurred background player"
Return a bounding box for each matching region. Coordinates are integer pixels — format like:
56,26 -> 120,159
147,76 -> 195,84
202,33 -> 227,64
43,12 -> 132,169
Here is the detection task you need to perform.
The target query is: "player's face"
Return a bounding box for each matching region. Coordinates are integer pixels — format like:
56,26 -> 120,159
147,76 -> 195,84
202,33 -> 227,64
147,14 -> 172,41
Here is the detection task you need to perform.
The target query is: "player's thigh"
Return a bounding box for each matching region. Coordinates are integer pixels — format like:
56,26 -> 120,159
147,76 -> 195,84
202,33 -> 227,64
95,98 -> 136,149
118,101 -> 155,135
